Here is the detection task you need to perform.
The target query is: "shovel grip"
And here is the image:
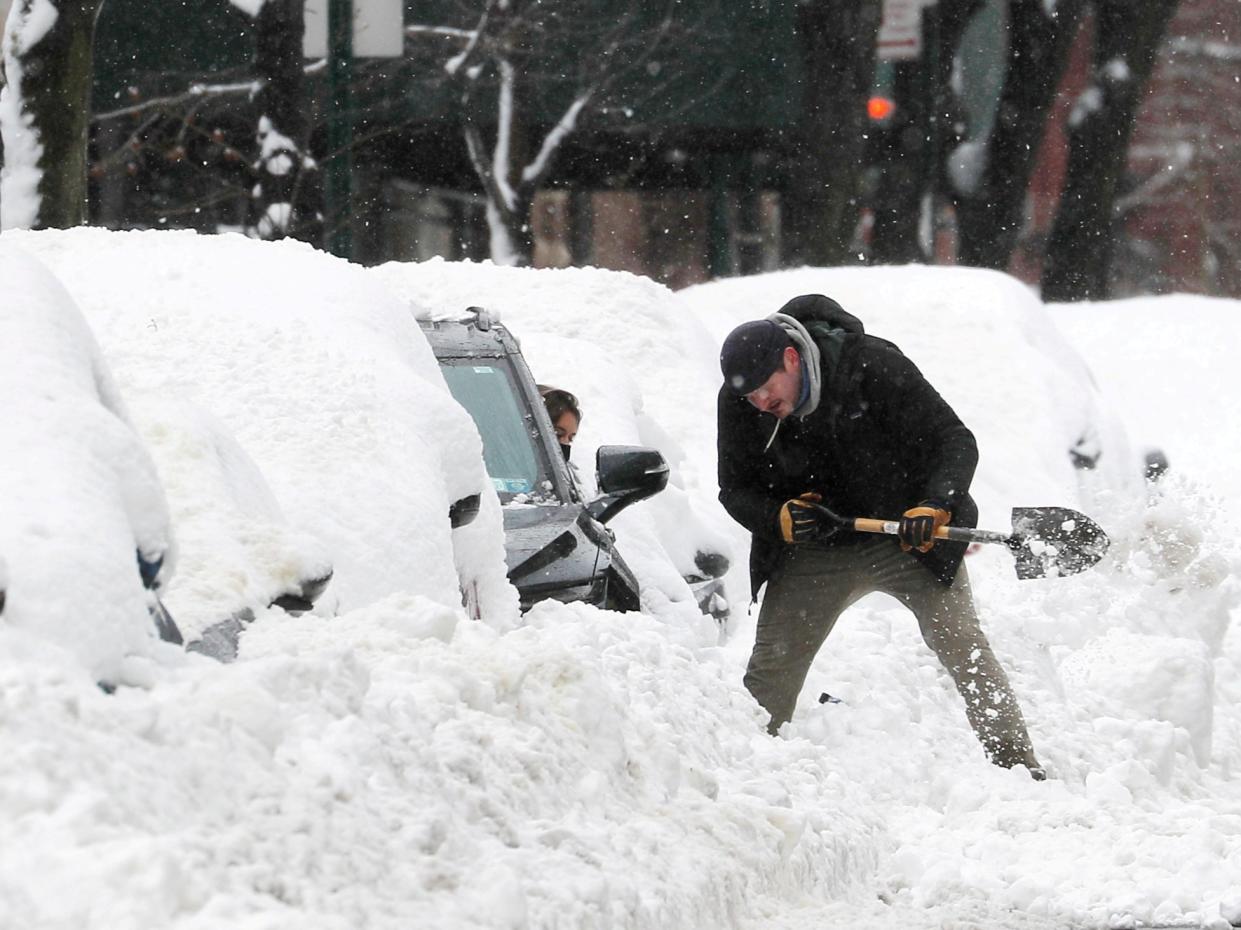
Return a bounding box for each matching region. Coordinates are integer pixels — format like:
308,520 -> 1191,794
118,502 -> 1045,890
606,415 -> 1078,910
853,518 -> 899,536
852,519 -> 982,543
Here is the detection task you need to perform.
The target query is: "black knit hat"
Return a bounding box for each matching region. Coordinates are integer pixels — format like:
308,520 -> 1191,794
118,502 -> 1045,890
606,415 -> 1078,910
720,320 -> 791,395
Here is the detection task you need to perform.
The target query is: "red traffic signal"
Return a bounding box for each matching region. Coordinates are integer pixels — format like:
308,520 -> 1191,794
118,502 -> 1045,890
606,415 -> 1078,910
868,96 -> 896,121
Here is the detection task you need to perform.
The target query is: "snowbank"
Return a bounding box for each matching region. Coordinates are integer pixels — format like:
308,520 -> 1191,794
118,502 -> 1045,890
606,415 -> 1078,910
4,228 -> 518,629
0,598 -> 884,929
2,234 -> 1240,930
126,394 -> 332,642
1049,294 -> 1241,519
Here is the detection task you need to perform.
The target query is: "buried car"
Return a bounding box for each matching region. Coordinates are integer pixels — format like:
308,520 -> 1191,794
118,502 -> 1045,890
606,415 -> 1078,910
0,244 -> 182,684
9,228 -> 517,659
133,396 -> 335,663
420,308 -> 728,616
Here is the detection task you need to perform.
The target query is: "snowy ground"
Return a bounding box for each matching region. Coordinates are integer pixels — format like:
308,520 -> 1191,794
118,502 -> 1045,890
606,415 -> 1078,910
1,230 -> 1239,930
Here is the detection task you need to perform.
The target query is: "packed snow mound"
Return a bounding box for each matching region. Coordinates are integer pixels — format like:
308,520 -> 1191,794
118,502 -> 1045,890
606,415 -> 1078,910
0,243 -> 174,682
3,227 -> 518,627
0,595 -> 884,930
1049,293 -> 1241,521
3,230 -> 1241,930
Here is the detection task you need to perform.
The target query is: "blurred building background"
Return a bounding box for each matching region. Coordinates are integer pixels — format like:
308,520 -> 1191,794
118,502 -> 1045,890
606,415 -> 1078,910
4,0 -> 1235,297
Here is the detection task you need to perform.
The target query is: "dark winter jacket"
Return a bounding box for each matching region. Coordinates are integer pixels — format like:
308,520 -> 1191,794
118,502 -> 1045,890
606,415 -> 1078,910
717,294 -> 980,599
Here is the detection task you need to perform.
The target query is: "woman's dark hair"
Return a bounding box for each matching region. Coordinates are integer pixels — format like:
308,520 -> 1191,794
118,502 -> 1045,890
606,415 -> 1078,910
537,385 -> 582,425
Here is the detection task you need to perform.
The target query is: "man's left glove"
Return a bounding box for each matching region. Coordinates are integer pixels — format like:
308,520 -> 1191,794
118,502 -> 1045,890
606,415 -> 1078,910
777,492 -> 837,544
898,501 -> 951,553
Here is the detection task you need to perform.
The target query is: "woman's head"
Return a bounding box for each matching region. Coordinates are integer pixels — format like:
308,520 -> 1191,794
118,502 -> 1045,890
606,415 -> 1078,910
538,386 -> 581,453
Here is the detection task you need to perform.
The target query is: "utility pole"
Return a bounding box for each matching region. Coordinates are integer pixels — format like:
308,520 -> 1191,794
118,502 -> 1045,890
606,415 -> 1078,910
325,0 -> 354,259
922,1 -> 941,263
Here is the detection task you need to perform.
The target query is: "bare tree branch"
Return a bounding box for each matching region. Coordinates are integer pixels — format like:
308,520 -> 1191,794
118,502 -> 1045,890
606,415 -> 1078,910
444,0 -> 500,77
406,25 -> 478,41
92,80 -> 260,123
521,90 -> 591,185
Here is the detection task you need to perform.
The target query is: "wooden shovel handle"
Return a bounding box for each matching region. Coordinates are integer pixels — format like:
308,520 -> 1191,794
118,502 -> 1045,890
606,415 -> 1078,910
852,518 -> 997,545
812,505 -> 997,545
853,517 -> 895,535
852,518 -> 961,540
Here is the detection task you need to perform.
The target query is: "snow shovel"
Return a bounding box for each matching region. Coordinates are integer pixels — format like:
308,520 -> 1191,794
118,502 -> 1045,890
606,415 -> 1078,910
814,504 -> 1110,580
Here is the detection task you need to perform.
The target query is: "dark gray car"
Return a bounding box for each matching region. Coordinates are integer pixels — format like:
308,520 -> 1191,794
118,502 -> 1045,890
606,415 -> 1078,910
421,308 -> 727,615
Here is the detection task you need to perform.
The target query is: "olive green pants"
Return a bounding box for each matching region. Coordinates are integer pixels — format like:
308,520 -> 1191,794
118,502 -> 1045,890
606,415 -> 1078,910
744,538 -> 1039,770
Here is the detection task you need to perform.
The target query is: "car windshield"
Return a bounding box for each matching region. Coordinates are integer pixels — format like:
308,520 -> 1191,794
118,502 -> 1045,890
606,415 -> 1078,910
439,358 -> 560,505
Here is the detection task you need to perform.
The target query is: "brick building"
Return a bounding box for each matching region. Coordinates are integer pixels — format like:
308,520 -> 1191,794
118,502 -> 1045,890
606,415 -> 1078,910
1016,0 -> 1241,298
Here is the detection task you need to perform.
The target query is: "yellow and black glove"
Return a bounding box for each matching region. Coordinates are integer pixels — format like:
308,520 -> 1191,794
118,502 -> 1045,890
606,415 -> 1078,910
898,501 -> 951,553
777,492 -> 832,544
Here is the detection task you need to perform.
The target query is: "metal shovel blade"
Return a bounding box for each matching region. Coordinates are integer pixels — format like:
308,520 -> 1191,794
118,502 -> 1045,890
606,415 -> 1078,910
1008,507 -> 1110,580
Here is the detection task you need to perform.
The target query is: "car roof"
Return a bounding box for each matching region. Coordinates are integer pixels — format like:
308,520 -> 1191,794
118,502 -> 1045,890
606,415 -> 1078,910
417,308 -> 520,358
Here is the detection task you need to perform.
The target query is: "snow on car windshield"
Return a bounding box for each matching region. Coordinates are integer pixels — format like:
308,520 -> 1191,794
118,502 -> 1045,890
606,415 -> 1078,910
439,357 -> 560,505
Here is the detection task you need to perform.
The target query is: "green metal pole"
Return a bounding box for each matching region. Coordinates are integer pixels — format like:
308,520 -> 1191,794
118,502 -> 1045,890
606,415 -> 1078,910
707,154 -> 734,278
924,2 -> 941,264
326,0 -> 353,259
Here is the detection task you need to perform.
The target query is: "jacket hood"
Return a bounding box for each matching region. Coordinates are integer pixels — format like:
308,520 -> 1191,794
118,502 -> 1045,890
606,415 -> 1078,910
774,294 -> 865,335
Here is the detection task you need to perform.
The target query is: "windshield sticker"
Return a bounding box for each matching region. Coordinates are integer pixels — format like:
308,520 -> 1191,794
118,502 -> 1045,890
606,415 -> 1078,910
473,366 -> 495,373
493,477 -> 534,493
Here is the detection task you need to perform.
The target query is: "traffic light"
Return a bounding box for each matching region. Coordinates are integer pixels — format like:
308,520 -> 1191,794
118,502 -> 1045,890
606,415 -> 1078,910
868,96 -> 896,122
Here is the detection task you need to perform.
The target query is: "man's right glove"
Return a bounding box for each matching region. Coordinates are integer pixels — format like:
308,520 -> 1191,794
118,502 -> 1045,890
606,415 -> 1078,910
777,492 -> 835,544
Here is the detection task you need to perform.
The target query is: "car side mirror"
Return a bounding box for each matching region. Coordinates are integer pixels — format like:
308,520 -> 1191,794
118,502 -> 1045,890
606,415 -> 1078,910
449,493 -> 482,528
587,445 -> 669,524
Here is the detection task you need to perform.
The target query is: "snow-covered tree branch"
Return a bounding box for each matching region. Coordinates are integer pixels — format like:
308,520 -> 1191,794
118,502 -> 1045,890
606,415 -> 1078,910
412,0 -> 725,266
245,0 -> 321,241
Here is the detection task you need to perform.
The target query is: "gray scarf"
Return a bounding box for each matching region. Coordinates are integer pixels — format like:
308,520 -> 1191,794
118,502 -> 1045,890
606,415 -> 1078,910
758,312 -> 822,450
769,312 -> 822,418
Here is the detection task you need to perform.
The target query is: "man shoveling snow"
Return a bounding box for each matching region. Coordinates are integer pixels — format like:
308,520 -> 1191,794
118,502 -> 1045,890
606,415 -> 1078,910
716,294 -> 1044,779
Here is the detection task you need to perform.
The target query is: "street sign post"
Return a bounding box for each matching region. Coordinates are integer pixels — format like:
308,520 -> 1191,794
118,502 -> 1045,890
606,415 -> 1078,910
307,0 -> 402,260
324,0 -> 354,259
304,0 -> 403,58
878,0 -> 928,61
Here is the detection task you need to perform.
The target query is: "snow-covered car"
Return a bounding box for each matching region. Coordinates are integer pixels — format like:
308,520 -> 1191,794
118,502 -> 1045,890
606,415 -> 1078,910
420,308 -> 699,612
0,244 -> 182,685
6,228 -> 519,645
132,396 -> 336,662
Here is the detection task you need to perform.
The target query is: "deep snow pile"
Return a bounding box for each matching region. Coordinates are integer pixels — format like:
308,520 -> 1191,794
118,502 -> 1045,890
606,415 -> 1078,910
3,228 -> 516,634
1,232 -> 1240,930
0,596 -> 883,929
1048,294 -> 1241,521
